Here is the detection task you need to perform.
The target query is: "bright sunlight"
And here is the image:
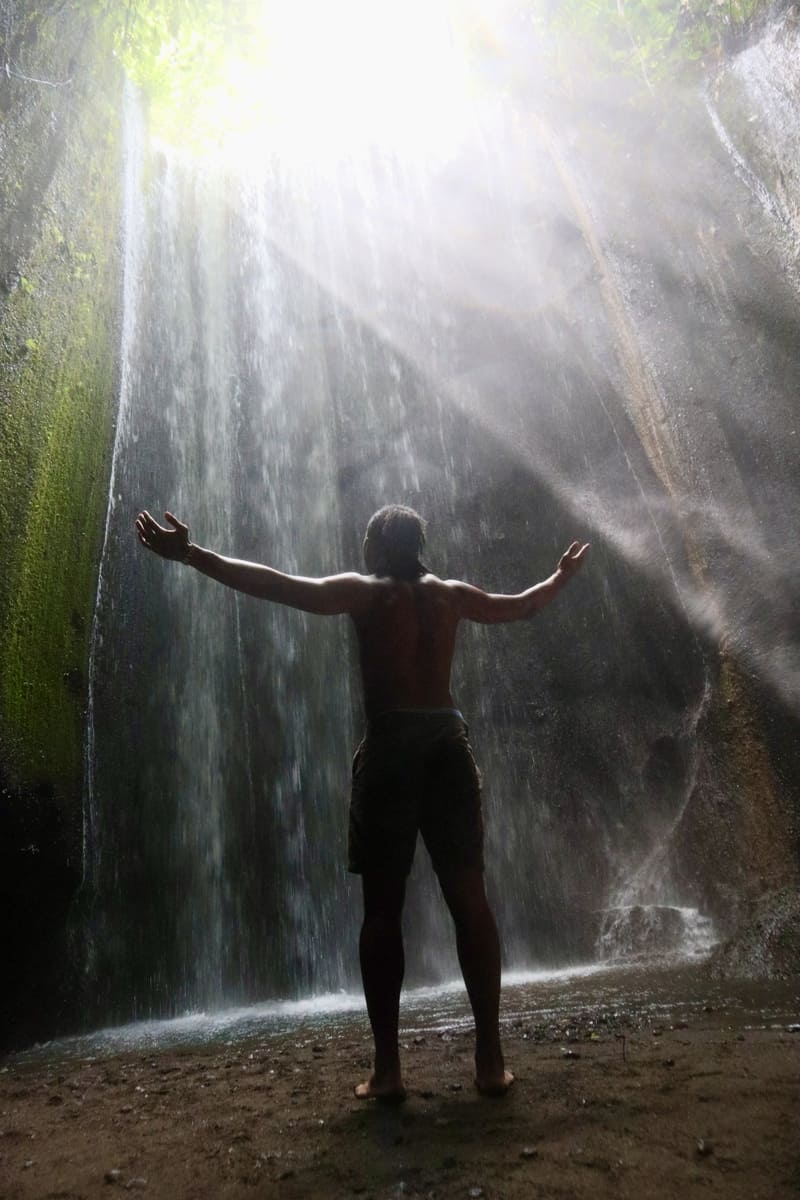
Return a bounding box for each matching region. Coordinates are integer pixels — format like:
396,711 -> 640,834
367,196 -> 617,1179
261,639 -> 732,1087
189,0 -> 475,164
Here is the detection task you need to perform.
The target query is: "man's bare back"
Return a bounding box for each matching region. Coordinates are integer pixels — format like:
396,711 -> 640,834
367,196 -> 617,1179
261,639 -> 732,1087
353,575 -> 460,717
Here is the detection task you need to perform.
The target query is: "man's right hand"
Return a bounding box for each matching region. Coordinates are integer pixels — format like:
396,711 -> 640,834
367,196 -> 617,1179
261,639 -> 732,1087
135,510 -> 191,562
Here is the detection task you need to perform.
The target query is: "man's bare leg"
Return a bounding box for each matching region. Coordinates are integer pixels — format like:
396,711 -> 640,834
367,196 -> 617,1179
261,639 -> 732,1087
437,866 -> 513,1095
355,871 -> 408,1102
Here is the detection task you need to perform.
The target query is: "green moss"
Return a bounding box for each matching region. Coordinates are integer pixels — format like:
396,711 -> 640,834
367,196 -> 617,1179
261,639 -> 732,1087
0,17 -> 122,793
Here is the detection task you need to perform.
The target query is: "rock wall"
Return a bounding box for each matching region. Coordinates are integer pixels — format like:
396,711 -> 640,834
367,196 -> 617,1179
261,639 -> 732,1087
0,3 -> 123,1046
550,6 -> 800,973
699,6 -> 800,972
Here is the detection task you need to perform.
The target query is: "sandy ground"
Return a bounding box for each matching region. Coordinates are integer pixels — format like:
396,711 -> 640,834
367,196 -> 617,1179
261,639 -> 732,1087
2,968 -> 799,1200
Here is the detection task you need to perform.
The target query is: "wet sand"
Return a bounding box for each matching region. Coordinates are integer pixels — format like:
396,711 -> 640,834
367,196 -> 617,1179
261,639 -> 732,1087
2,965 -> 798,1199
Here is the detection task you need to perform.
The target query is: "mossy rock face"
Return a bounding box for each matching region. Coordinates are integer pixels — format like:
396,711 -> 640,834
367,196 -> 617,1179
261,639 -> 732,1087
0,3 -> 122,789
0,3 -> 123,1046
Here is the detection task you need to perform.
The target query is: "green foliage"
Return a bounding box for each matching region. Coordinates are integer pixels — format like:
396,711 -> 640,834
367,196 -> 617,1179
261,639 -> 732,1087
95,0 -> 776,138
95,0 -> 269,142
531,0 -> 773,86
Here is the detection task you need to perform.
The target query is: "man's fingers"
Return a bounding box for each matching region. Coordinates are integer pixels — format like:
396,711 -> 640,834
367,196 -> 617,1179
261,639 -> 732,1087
164,511 -> 189,537
136,513 -> 159,545
559,541 -> 590,573
136,510 -> 171,551
138,510 -> 162,535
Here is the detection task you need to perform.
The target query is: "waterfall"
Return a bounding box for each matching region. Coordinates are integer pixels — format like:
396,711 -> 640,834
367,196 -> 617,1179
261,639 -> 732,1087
596,681 -> 719,965
83,72 -> 745,1026
86,101 -> 358,1021
84,82 -> 147,892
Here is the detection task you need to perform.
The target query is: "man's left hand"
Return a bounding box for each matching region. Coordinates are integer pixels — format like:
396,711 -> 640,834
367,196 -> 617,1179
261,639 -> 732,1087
557,541 -> 590,579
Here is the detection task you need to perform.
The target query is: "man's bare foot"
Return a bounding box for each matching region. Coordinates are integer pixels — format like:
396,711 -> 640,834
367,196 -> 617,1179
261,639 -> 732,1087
354,1073 -> 407,1104
475,1069 -> 515,1097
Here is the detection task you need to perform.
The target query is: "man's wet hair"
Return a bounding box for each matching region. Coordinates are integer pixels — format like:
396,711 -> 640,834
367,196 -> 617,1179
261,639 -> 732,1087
364,505 -> 429,580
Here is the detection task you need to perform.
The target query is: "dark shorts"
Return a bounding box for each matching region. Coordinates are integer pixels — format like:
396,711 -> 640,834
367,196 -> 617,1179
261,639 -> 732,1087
348,709 -> 484,878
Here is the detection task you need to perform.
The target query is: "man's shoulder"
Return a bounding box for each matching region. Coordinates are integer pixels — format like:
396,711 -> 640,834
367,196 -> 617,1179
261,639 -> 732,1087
360,571 -> 452,589
412,573 -> 462,599
356,573 -> 461,610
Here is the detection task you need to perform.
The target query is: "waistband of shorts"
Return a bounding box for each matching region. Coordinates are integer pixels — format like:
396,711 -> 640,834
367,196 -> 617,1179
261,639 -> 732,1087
366,707 -> 466,731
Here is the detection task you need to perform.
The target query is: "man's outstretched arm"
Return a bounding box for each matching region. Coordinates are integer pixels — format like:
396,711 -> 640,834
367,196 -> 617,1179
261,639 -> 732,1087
451,541 -> 589,624
135,511 -> 370,616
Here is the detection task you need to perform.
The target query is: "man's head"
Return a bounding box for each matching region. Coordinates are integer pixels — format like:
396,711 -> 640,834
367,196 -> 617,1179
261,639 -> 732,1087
363,505 -> 428,580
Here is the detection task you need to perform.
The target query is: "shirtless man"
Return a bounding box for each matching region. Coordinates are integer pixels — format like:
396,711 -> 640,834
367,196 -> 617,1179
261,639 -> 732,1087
135,503 -> 589,1101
